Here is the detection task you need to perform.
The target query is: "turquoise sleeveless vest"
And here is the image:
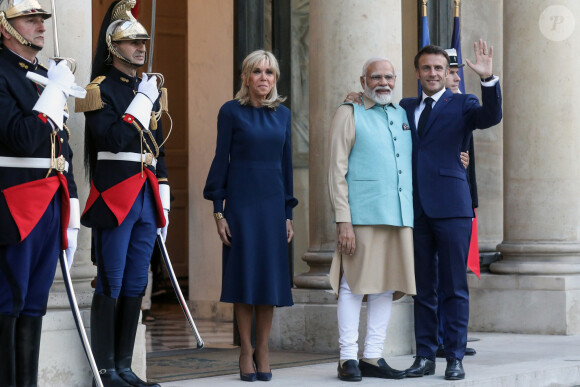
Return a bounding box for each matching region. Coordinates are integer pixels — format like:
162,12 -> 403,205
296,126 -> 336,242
345,101 -> 413,227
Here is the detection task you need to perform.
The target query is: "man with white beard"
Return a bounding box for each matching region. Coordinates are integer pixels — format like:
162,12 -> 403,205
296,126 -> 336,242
328,57 -> 416,381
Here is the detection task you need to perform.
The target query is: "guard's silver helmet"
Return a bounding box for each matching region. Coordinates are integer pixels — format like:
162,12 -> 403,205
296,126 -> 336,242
106,0 -> 150,66
0,0 -> 51,49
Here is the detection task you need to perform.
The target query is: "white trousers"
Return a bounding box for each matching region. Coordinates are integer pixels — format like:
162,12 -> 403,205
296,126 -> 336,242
337,275 -> 394,360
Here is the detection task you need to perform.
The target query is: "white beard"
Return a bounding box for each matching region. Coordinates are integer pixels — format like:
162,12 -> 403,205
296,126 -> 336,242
364,85 -> 393,105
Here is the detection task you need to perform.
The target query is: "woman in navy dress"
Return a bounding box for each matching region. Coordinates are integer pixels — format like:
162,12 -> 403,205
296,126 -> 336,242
204,50 -> 298,382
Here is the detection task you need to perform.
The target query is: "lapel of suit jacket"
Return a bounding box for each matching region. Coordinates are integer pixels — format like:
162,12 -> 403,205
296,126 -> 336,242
423,89 -> 454,137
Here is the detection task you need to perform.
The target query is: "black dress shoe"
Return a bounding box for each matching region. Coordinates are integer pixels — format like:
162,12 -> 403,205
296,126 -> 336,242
445,358 -> 465,380
359,358 -> 406,379
465,347 -> 476,356
405,356 -> 435,377
337,360 -> 362,382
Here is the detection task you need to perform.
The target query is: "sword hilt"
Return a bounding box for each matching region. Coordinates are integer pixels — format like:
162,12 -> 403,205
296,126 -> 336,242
143,72 -> 164,90
51,57 -> 78,74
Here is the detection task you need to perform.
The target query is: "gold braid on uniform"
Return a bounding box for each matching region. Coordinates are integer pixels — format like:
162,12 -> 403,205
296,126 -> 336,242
75,76 -> 106,113
63,124 -> 71,139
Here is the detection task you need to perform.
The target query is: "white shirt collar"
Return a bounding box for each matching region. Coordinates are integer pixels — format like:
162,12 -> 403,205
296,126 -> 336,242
421,87 -> 447,105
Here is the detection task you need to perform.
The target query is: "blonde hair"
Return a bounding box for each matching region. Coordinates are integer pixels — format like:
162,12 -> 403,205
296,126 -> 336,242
235,50 -> 286,109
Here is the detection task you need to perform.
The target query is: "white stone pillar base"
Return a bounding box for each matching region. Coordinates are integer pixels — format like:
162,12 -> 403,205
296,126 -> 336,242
39,308 -> 146,386
494,242 -> 580,275
468,273 -> 580,335
269,289 -> 415,356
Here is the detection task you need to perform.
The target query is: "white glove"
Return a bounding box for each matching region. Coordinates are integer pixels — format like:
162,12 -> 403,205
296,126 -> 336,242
157,209 -> 169,241
65,227 -> 78,269
47,59 -> 75,95
32,60 -> 75,129
157,184 -> 170,241
125,73 -> 158,132
137,73 -> 159,103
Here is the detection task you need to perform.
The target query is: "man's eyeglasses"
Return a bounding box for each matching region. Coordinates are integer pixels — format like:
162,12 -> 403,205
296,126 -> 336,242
369,74 -> 397,82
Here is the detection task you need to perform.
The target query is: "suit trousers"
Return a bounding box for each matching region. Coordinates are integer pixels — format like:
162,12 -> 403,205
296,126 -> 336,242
337,275 -> 394,360
413,214 -> 471,361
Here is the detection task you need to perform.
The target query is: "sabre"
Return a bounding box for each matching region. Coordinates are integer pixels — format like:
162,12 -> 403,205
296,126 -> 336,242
144,0 -> 164,89
156,234 -> 204,349
147,0 -> 156,74
59,251 -> 104,387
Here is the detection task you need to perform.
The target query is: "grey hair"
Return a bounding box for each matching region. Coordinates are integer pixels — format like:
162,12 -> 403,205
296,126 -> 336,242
361,57 -> 395,77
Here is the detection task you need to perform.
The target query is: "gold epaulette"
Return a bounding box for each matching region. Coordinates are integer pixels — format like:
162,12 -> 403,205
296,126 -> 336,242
75,76 -> 106,113
38,63 -> 48,71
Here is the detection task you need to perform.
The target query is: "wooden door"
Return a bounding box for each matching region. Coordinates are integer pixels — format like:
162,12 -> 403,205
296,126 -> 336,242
91,0 -> 190,278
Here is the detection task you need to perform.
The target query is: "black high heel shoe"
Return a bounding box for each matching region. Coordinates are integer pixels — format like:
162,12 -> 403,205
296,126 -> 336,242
253,353 -> 272,381
239,357 -> 257,382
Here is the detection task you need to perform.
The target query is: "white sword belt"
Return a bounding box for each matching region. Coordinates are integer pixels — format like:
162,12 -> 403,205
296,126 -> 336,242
97,152 -> 157,168
0,156 -> 69,172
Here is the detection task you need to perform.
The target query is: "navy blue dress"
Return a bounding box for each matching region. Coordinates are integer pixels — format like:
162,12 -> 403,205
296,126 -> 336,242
204,100 -> 298,306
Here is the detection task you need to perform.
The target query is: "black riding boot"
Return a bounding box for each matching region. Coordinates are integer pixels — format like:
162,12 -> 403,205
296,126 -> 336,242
0,314 -> 17,387
115,296 -> 159,387
15,315 -> 42,387
91,293 -> 130,387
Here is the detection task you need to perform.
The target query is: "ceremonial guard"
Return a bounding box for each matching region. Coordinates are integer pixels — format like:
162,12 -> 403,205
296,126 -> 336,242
0,0 -> 80,385
77,1 -> 169,386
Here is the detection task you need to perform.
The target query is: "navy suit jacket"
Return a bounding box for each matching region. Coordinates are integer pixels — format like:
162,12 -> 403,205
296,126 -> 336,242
400,82 -> 502,219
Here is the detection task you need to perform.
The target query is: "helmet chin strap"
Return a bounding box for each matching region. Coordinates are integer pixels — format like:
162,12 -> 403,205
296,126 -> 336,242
117,51 -> 147,69
106,35 -> 147,69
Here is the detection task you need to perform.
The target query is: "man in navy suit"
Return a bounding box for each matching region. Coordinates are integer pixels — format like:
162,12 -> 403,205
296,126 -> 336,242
401,41 -> 502,380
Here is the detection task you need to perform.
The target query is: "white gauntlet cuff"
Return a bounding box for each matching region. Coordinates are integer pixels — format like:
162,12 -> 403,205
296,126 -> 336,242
125,93 -> 153,131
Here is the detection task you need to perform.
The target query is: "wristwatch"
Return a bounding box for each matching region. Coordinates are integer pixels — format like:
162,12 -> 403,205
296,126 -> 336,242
213,212 -> 224,220
480,74 -> 494,82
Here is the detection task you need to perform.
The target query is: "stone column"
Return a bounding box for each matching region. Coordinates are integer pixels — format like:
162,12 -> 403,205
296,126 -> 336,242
274,0 -> 414,357
188,0 -> 234,321
461,0 -> 504,261
294,0 -> 404,289
469,0 -> 580,334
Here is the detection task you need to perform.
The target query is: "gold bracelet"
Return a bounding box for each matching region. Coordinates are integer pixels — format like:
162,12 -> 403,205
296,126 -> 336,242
213,212 -> 224,220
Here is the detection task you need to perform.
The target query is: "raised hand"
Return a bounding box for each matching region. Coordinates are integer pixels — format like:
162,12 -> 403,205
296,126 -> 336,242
465,39 -> 493,79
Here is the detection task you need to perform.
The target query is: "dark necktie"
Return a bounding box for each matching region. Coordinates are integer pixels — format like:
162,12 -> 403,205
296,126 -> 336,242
417,97 -> 434,138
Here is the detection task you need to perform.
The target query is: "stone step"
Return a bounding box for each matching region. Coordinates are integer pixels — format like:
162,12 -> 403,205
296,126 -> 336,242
162,332 -> 580,386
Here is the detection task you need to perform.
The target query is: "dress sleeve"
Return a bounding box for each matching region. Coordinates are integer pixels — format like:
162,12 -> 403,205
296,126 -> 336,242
282,111 -> 298,219
203,103 -> 234,212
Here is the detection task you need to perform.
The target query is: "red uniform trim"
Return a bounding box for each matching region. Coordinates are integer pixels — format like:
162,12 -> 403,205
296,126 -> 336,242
122,114 -> 135,124
144,169 -> 166,228
84,171 -> 166,228
83,182 -> 101,215
3,175 -> 70,248
467,209 -> 480,279
58,173 -> 71,249
37,113 -> 48,123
